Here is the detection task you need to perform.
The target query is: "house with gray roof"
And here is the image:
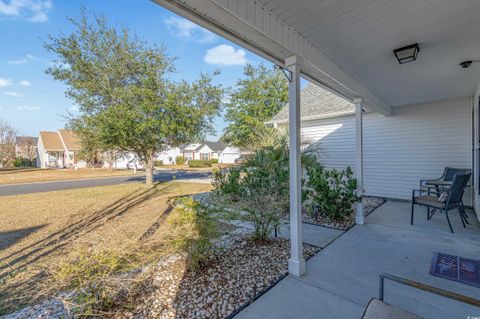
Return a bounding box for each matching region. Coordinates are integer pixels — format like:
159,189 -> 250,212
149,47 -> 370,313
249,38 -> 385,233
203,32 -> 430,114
268,82 -> 472,204
267,83 -> 355,125
180,141 -> 241,164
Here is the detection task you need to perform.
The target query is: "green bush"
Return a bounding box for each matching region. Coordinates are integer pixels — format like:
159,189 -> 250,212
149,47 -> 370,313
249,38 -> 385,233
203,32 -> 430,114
166,197 -> 219,270
154,160 -> 164,166
212,167 -> 241,196
210,158 -> 218,164
188,159 -> 212,168
304,164 -> 357,221
13,157 -> 35,167
175,156 -> 185,165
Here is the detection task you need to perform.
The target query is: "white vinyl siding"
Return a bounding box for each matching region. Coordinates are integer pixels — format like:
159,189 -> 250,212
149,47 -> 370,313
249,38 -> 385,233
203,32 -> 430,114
298,96 -> 472,200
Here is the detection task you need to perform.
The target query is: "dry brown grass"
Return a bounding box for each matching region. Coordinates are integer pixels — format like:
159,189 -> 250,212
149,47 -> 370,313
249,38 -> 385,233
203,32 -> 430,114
0,181 -> 212,314
0,168 -> 139,185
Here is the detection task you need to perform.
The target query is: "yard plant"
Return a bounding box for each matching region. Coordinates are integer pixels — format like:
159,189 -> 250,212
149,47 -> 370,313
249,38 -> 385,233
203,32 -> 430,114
45,10 -> 224,185
304,164 -> 358,221
175,156 -> 185,165
187,159 -> 212,168
211,132 -> 292,240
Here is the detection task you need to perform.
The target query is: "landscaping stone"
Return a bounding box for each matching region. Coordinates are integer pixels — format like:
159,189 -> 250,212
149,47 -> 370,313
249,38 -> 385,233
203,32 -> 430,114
114,232 -> 319,319
2,229 -> 319,319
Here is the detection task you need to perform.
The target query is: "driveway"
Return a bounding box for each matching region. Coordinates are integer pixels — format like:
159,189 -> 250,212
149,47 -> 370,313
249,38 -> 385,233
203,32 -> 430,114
0,170 -> 211,196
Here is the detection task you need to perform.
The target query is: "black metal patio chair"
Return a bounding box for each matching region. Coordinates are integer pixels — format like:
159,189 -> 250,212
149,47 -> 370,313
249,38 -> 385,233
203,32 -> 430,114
420,167 -> 471,188
419,167 -> 471,224
411,173 -> 471,233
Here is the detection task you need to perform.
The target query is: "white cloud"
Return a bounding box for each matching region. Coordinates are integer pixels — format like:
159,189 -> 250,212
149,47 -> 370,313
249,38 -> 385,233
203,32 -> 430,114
204,44 -> 247,66
19,80 -> 31,86
17,105 -> 41,111
4,91 -> 23,97
8,58 -> 26,64
164,16 -> 216,43
8,54 -> 36,64
0,0 -> 52,22
0,77 -> 12,87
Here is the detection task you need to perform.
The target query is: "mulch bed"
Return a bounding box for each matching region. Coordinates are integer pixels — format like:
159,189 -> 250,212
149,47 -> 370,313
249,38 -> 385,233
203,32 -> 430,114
302,196 -> 385,230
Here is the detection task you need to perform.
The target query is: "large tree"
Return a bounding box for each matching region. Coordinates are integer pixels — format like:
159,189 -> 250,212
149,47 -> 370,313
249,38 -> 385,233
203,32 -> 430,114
45,11 -> 223,185
0,119 -> 17,167
222,64 -> 288,149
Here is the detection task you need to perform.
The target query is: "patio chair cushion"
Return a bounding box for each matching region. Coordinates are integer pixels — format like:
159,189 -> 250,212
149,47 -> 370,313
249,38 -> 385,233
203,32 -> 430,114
438,191 -> 449,202
414,195 -> 445,209
361,299 -> 422,319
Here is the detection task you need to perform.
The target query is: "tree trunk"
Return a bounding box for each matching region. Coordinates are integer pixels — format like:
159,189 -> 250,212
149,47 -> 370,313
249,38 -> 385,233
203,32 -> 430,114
108,151 -> 114,172
145,154 -> 155,186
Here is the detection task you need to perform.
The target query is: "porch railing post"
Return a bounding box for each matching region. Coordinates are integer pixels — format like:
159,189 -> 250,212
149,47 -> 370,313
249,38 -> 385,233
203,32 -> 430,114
354,98 -> 365,225
286,55 -> 306,276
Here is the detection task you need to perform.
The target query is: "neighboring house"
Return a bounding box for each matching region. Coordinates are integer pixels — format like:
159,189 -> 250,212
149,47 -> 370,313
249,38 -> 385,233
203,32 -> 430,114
268,83 -> 472,203
156,147 -> 182,165
180,141 -> 241,163
102,151 -> 144,170
37,130 -> 87,168
15,136 -> 38,161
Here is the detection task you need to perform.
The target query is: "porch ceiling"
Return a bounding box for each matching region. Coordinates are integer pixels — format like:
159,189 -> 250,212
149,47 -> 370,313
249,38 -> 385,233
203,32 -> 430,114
153,0 -> 480,109
257,0 -> 480,106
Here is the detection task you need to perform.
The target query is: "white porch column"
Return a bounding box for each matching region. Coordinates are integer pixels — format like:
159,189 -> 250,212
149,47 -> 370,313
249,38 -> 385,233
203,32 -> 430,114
354,98 -> 365,225
286,56 -> 306,276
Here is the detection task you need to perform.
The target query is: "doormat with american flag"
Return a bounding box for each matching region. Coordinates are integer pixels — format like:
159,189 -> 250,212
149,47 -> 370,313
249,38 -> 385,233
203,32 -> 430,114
430,252 -> 480,288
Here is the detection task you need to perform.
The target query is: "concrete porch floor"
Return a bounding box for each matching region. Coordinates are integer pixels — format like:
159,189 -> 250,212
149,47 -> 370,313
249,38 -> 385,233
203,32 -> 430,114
236,201 -> 480,319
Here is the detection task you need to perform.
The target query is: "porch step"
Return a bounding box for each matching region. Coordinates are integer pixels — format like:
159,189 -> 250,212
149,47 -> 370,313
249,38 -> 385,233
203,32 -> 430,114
362,299 -> 422,319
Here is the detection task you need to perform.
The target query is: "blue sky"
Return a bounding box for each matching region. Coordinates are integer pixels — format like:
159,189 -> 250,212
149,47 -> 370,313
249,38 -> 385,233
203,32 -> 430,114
0,0 -> 268,140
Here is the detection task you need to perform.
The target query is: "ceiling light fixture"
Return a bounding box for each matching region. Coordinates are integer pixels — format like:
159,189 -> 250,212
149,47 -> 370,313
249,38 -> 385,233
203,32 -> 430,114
393,43 -> 420,64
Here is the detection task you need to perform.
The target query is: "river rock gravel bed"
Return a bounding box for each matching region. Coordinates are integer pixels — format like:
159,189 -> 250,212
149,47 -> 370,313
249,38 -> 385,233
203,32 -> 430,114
114,234 -> 319,319
3,230 -> 319,319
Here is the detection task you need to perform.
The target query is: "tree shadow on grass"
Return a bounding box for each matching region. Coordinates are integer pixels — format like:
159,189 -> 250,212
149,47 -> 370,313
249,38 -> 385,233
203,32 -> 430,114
0,182 -> 179,314
0,225 -> 47,251
0,183 -> 175,278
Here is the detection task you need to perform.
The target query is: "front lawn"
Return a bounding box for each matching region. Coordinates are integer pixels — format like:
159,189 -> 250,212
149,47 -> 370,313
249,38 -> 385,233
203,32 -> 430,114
0,182 -> 212,314
0,168 -> 138,185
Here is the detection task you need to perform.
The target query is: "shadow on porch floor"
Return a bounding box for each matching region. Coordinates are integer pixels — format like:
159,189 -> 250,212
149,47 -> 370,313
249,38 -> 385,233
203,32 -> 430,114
236,200 -> 480,319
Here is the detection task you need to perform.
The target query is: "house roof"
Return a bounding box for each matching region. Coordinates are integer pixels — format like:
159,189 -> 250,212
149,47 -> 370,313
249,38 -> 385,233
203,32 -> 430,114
180,143 -> 201,151
181,141 -> 228,152
58,129 -> 81,151
201,141 -> 227,152
39,131 -> 64,151
15,136 -> 38,146
268,83 -> 355,124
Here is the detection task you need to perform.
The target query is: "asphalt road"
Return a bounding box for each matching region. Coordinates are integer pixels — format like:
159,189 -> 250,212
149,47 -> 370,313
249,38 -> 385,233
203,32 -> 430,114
0,170 -> 212,196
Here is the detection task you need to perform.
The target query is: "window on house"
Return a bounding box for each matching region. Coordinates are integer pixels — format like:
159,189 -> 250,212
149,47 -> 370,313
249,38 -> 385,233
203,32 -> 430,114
200,153 -> 209,160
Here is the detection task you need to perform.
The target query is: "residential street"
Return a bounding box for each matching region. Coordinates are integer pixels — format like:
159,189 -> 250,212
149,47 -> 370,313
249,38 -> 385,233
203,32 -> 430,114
0,170 -> 211,196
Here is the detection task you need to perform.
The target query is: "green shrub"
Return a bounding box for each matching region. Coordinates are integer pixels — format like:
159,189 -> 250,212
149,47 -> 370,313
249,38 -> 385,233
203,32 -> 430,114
304,164 -> 357,221
211,136 -> 290,241
166,197 -> 219,270
210,158 -> 218,164
13,157 -> 35,167
175,156 -> 185,165
154,160 -> 163,166
188,159 -> 212,168
212,167 -> 241,196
